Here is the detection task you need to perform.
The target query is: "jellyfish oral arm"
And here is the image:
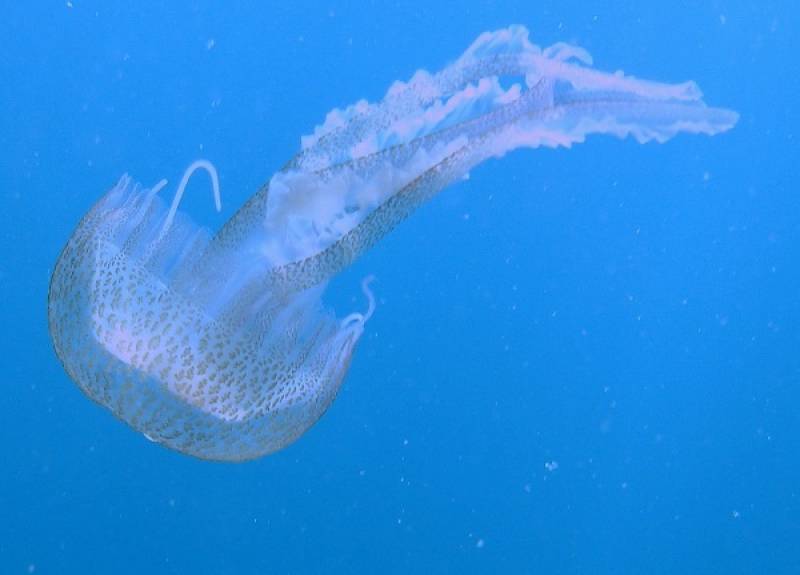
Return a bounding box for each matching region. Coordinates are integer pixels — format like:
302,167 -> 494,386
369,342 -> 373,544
238,27 -> 736,296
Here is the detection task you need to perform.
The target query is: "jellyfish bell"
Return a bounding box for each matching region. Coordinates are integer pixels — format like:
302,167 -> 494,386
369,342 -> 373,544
48,161 -> 374,461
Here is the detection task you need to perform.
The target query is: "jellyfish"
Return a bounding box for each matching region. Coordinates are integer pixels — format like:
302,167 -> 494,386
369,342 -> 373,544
48,26 -> 737,461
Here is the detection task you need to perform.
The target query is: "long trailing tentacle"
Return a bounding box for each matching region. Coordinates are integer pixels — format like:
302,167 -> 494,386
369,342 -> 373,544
194,26 -> 736,330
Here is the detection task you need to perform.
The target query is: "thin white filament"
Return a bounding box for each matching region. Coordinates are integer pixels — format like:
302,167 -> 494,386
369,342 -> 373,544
159,159 -> 221,241
134,178 -> 168,221
149,178 -> 169,197
341,275 -> 377,327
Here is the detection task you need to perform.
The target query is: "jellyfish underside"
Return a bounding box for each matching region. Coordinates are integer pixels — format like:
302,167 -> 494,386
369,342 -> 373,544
48,26 -> 737,461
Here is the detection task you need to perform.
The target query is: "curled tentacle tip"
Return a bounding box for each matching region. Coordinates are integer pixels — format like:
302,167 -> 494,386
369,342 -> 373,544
185,158 -> 222,212
361,274 -> 376,289
340,313 -> 363,329
361,275 -> 377,322
159,159 -> 222,240
340,275 -> 377,329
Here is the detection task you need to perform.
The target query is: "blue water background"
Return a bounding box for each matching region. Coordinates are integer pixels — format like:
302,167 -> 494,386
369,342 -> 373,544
1,2 -> 798,573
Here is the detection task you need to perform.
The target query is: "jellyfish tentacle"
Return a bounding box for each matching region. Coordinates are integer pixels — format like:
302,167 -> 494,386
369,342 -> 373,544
118,178 -> 171,258
132,178 -> 168,222
360,275 -> 376,323
340,275 -> 377,328
159,159 -> 222,240
114,163 -> 221,268
149,178 -> 169,197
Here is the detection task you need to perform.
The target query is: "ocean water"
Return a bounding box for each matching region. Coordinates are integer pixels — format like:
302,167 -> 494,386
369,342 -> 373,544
2,1 -> 798,574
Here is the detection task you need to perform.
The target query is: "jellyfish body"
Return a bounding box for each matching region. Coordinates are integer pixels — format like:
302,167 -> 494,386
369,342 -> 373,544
49,161 -> 373,460
48,26 -> 737,460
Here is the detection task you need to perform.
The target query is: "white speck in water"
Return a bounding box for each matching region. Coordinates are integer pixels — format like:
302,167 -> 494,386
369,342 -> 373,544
206,38 -> 216,50
545,460 -> 559,472
476,538 -> 485,549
